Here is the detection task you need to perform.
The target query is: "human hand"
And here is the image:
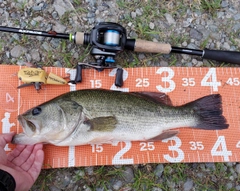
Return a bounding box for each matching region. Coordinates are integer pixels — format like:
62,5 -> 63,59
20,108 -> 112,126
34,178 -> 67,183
0,133 -> 44,191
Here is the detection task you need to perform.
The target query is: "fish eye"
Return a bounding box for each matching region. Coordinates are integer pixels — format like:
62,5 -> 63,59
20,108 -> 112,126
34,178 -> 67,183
32,107 -> 42,115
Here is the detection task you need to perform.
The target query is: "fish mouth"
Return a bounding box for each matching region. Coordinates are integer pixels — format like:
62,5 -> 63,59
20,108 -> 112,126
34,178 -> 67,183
13,115 -> 41,145
17,115 -> 37,135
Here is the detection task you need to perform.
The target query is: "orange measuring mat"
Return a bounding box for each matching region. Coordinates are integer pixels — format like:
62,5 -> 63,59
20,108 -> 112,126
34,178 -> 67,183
1,65 -> 240,168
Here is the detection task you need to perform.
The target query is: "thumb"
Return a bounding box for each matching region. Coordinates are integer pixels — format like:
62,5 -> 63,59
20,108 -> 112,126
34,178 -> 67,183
0,133 -> 15,147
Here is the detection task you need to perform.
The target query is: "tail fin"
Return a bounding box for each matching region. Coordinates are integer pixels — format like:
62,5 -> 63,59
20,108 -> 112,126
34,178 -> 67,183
187,94 -> 229,130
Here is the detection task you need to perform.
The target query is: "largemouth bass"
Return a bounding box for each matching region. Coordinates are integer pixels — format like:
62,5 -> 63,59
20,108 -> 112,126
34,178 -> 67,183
12,89 -> 228,146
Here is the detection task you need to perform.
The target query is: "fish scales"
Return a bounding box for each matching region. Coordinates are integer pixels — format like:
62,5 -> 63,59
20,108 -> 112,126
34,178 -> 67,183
12,89 -> 228,146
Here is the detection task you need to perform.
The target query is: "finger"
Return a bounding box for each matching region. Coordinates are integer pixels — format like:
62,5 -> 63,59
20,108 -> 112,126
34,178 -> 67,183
20,153 -> 35,171
20,144 -> 43,172
28,149 -> 44,181
10,145 -> 35,166
0,133 -> 15,147
0,133 -> 16,165
7,145 -> 27,161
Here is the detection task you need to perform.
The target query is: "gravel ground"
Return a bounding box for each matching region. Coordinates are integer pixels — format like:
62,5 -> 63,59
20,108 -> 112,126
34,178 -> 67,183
1,0 -> 240,190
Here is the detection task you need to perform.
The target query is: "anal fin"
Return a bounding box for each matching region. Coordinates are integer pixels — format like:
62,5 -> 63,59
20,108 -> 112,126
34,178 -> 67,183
148,130 -> 179,141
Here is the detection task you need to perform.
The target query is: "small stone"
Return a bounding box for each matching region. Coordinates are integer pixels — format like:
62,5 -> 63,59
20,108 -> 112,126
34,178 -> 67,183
186,62 -> 193,67
16,60 -> 26,66
196,61 -> 203,67
234,39 -> 240,48
221,1 -> 228,8
131,12 -> 136,19
50,38 -> 61,48
192,59 -> 198,65
74,169 -> 85,177
30,20 -> 37,26
149,22 -> 154,30
32,6 -> 42,11
187,43 -> 199,49
222,42 -> 230,50
85,166 -> 94,176
129,31 -> 138,38
152,188 -> 162,191
96,188 -> 104,191
233,23 -> 240,31
189,28 -> 203,41
236,185 -> 240,191
154,164 -> 164,177
136,8 -> 142,16
235,164 -> 240,174
25,54 -> 32,62
233,14 -> 240,21
183,179 -> 193,191
183,18 -> 193,27
182,54 -> 191,61
30,49 -> 40,61
217,12 -> 225,18
160,61 -> 168,67
10,45 -> 27,58
209,25 -> 218,32
138,53 -> 145,60
127,22 -> 132,27
226,182 -> 233,189
112,180 -> 123,190
122,167 -> 134,183
53,22 -> 66,33
12,34 -> 20,41
54,61 -> 63,67
42,42 -> 51,51
205,163 -> 216,170
62,175 -> 71,187
49,185 -> 61,191
164,13 -> 176,25
52,11 -> 58,19
53,0 -> 73,17
6,51 -> 10,58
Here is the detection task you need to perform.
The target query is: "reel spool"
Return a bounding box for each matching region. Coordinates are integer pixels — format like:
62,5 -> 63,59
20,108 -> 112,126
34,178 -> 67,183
71,22 -> 126,86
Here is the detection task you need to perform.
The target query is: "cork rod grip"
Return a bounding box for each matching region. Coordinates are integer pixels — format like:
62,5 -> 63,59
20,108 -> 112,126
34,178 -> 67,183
134,39 -> 171,54
75,32 -> 85,45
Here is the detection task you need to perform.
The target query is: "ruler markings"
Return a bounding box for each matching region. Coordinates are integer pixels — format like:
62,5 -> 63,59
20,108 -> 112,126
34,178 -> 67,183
3,65 -> 240,168
136,154 -> 140,164
147,152 -> 150,163
58,158 -> 60,168
190,67 -> 193,76
222,67 -> 225,75
187,154 -> 190,163
199,67 -> 202,76
52,158 -> 55,168
197,151 -> 200,163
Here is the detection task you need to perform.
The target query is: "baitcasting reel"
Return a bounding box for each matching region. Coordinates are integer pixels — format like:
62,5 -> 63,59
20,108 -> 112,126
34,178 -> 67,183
69,22 -> 135,87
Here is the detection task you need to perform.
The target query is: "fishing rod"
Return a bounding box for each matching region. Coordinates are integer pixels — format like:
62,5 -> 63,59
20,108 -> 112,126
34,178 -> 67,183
1,22 -> 240,86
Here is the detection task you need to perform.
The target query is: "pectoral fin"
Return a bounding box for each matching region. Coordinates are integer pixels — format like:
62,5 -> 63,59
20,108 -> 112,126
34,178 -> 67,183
85,116 -> 117,132
148,130 -> 179,141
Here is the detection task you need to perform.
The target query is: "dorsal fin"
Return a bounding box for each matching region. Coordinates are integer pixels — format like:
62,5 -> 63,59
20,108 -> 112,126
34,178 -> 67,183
129,92 -> 172,106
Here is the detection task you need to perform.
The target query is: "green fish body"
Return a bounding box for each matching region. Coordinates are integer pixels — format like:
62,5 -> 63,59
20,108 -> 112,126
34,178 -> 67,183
12,89 -> 228,146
